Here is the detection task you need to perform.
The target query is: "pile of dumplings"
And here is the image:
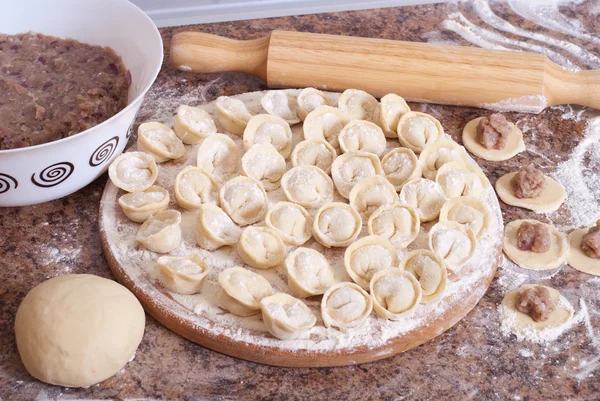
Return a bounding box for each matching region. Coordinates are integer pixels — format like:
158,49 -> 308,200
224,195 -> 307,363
108,88 -> 493,341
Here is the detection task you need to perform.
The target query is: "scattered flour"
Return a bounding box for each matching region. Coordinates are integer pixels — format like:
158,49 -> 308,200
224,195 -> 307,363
424,0 -> 600,353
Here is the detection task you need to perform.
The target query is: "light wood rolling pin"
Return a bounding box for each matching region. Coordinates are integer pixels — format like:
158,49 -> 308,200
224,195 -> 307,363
170,30 -> 600,113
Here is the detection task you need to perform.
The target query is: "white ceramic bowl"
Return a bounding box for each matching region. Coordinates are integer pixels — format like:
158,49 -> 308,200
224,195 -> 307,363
0,0 -> 163,207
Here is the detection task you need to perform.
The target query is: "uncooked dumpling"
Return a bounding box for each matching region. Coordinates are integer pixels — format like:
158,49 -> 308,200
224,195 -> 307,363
462,116 -> 525,161
261,90 -> 300,125
135,209 -> 182,253
419,139 -> 468,180
285,247 -> 337,297
174,166 -> 219,210
503,219 -> 568,270
337,89 -> 378,121
219,176 -> 268,226
296,87 -> 332,121
495,169 -> 566,213
137,122 -> 186,162
321,282 -> 373,329
174,105 -> 217,144
157,254 -> 210,295
439,196 -> 492,238
349,175 -> 399,222
374,93 -> 410,138
118,185 -> 169,223
380,148 -> 421,191
567,226 -> 600,276
215,96 -> 253,135
435,162 -> 487,199
195,133 -> 239,183
338,120 -> 386,157
368,204 -> 420,248
109,151 -> 158,192
396,112 -> 443,153
241,143 -> 287,191
499,284 -> 573,343
237,226 -> 285,269
291,139 -> 337,174
313,202 -> 362,247
280,165 -> 334,209
331,151 -> 382,199
243,114 -> 293,158
218,266 -> 273,316
428,221 -> 477,272
260,293 -> 316,340
399,178 -> 447,222
265,202 -> 312,246
195,203 -> 242,251
303,105 -> 350,150
370,269 -> 422,320
344,235 -> 398,290
400,249 -> 447,303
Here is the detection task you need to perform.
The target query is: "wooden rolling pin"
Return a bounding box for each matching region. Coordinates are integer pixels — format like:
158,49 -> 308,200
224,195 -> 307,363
170,30 -> 600,113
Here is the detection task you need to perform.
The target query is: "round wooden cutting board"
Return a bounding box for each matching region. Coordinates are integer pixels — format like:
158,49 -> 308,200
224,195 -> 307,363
99,90 -> 502,367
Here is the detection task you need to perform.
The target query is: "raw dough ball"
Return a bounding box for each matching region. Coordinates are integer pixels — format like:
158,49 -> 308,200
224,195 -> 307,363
15,274 -> 145,388
499,284 -> 573,343
495,170 -> 566,213
462,116 -> 525,161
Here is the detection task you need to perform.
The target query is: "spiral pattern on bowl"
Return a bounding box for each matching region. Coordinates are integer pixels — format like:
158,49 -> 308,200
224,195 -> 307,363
0,173 -> 18,194
89,136 -> 120,167
31,162 -> 75,188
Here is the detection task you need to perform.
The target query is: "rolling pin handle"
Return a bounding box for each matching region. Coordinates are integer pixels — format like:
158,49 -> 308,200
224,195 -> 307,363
170,32 -> 270,81
545,62 -> 600,110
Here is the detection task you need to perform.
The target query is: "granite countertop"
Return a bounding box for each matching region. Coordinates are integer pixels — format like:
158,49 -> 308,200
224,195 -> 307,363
2,1 -> 600,400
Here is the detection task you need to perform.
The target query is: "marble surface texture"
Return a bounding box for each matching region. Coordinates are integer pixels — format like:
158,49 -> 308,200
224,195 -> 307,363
1,1 -> 600,400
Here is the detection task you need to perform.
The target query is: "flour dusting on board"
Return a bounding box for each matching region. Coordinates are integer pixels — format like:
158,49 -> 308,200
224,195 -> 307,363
101,89 -> 504,354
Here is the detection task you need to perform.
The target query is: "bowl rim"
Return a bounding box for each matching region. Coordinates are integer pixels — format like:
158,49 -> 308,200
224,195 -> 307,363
0,0 -> 164,155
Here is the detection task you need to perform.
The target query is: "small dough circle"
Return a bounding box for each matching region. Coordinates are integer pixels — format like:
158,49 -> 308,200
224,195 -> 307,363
462,116 -> 525,161
14,274 -> 145,388
503,219 -> 568,270
495,172 -> 566,213
499,284 -> 573,343
567,228 -> 600,276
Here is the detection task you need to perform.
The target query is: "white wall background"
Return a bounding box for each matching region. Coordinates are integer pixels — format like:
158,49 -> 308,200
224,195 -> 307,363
131,0 -> 447,27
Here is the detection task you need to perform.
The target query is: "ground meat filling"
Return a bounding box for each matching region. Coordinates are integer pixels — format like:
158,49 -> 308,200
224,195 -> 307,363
582,220 -> 600,259
516,221 -> 551,253
515,286 -> 555,322
476,113 -> 512,150
0,32 -> 130,150
510,163 -> 547,199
